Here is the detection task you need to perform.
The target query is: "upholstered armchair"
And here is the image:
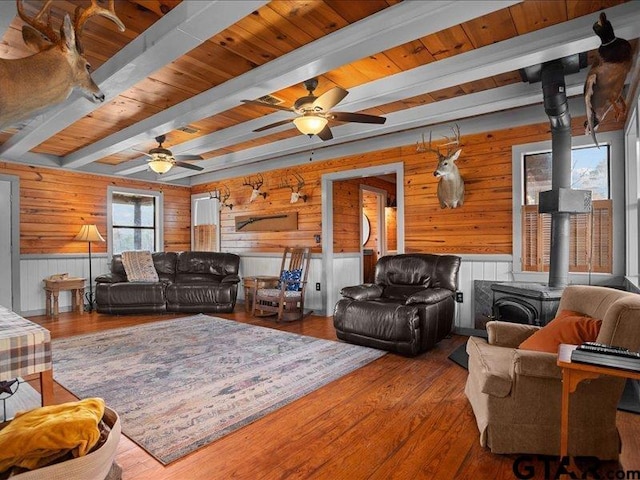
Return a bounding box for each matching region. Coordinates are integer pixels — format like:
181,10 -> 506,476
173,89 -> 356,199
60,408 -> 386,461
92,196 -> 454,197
465,285 -> 640,459
333,253 -> 461,356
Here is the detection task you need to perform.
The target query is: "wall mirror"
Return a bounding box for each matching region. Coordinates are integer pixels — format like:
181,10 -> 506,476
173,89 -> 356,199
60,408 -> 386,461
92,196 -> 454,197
362,213 -> 371,246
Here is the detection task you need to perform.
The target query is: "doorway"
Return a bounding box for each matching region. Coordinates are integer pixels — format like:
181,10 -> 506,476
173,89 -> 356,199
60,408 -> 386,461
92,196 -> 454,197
361,185 -> 387,283
321,162 -> 405,315
0,175 -> 21,312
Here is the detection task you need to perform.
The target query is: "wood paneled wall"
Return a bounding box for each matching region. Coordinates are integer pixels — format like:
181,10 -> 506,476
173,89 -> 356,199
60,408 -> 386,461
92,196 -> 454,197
0,162 -> 191,254
193,115 -> 623,255
4,114 -> 621,257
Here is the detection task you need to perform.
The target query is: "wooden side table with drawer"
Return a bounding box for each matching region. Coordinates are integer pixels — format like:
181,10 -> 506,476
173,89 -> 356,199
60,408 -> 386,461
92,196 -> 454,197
243,276 -> 280,314
43,277 -> 86,317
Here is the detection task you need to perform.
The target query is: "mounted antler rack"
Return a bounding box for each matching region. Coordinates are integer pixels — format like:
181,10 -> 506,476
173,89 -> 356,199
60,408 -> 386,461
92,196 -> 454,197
0,0 -> 125,129
417,124 -> 464,209
279,171 -> 307,203
416,124 -> 461,157
210,185 -> 233,210
242,173 -> 267,202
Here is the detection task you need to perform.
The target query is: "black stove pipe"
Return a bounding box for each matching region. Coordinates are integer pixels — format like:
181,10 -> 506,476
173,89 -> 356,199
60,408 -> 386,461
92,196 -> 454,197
541,61 -> 572,288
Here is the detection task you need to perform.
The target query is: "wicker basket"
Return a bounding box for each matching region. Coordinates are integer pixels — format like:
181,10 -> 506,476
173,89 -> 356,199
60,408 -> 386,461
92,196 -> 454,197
12,407 -> 121,480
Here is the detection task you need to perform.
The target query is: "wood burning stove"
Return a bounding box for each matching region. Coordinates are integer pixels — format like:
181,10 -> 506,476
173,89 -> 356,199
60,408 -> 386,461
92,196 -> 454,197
491,282 -> 563,327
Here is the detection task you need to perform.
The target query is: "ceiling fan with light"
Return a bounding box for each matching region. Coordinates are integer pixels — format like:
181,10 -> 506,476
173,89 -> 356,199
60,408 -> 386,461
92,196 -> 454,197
242,78 -> 386,141
141,135 -> 205,174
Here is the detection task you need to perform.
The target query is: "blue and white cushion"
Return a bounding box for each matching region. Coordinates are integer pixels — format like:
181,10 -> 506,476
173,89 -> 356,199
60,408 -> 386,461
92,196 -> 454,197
278,269 -> 302,291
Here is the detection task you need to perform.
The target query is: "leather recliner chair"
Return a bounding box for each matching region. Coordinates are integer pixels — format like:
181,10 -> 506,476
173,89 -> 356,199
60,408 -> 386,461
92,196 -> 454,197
333,253 -> 461,356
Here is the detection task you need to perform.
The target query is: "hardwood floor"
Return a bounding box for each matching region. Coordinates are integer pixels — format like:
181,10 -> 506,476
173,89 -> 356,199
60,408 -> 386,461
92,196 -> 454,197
25,308 -> 640,480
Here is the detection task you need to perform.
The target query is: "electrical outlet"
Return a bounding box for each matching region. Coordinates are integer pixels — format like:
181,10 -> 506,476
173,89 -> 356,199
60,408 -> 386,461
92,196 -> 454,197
455,291 -> 463,303
315,282 -> 321,291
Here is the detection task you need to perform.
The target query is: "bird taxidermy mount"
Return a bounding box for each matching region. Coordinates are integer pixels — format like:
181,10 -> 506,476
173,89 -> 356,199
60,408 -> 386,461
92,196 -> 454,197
417,125 -> 464,209
0,0 -> 126,130
584,11 -> 633,147
241,78 -> 386,141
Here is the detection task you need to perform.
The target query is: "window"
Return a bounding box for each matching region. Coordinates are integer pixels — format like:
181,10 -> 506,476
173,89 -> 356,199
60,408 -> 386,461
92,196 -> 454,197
521,145 -> 612,273
108,187 -> 163,255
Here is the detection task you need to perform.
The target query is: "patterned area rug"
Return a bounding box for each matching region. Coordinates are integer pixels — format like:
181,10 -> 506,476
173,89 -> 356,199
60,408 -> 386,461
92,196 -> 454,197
52,315 -> 385,464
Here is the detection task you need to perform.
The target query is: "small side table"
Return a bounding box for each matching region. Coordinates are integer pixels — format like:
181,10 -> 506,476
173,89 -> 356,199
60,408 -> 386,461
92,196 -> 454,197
557,344 -> 640,461
43,277 -> 86,317
243,276 -> 279,314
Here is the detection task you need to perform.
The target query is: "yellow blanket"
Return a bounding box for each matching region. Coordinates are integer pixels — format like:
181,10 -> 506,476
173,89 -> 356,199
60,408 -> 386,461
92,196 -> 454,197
0,397 -> 105,472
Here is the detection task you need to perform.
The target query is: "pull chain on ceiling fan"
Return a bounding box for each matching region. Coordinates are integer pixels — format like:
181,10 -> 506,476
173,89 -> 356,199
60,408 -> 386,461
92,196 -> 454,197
242,78 -> 386,141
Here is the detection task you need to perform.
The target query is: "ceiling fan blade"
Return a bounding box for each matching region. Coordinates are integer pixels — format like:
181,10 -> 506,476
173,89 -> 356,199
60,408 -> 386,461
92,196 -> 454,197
241,99 -> 295,113
312,87 -> 348,112
329,112 -> 387,124
174,161 -> 204,171
317,125 -> 333,141
175,154 -> 203,161
253,118 -> 294,132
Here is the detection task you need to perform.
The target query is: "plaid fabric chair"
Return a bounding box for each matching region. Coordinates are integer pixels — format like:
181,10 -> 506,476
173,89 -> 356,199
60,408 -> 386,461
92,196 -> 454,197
252,247 -> 311,322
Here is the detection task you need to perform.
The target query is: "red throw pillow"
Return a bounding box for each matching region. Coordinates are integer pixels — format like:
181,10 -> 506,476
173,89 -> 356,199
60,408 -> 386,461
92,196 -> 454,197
518,310 -> 602,353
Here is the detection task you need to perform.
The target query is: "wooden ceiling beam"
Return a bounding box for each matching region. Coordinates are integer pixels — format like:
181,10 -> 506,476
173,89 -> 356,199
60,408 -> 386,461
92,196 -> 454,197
0,2 -> 16,40
158,71 -> 587,182
114,2 -> 640,180
62,1 -> 520,170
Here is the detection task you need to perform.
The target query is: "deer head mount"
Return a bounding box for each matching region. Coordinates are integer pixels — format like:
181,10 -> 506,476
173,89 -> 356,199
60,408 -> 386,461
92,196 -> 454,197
417,124 -> 464,209
211,185 -> 233,210
0,0 -> 125,130
242,174 -> 267,202
279,171 -> 307,203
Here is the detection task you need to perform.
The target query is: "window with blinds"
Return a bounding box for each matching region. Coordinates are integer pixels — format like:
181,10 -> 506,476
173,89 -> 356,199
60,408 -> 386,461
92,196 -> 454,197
521,145 -> 612,273
521,200 -> 612,272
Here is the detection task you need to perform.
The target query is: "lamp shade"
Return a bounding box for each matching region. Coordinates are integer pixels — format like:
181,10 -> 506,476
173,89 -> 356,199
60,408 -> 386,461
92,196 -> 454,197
293,115 -> 328,135
148,158 -> 174,174
75,224 -> 105,243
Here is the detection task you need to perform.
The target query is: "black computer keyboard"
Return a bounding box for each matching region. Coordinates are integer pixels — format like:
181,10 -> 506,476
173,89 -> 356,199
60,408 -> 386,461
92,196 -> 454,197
571,342 -> 640,372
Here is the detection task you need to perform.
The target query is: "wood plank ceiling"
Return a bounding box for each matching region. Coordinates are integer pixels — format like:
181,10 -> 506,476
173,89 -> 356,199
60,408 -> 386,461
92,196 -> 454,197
0,0 -> 638,185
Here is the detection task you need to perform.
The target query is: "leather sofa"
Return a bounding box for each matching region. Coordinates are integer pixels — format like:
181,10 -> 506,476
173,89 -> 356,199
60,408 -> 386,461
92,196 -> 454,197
333,253 -> 461,356
95,251 -> 240,314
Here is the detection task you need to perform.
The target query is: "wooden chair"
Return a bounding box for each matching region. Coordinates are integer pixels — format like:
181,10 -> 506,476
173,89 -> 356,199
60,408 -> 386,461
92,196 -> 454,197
252,247 -> 311,322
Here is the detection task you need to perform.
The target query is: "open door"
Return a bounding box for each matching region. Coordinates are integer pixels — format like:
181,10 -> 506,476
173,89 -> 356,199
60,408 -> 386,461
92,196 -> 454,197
361,186 -> 387,283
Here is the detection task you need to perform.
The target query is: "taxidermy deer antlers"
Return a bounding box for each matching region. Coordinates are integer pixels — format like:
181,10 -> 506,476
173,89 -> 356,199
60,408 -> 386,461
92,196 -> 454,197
242,174 -> 267,202
0,0 -> 125,129
417,124 -> 464,209
280,171 -> 307,203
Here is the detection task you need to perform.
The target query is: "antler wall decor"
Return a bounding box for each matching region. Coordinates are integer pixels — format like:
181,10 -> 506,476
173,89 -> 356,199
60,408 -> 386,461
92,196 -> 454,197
210,185 -> 233,210
280,171 -> 307,203
242,173 -> 268,202
417,124 -> 464,209
0,0 -> 126,129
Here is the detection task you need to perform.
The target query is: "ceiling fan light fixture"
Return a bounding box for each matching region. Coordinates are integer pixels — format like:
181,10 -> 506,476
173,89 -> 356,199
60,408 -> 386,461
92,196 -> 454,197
148,157 -> 174,174
293,115 -> 328,136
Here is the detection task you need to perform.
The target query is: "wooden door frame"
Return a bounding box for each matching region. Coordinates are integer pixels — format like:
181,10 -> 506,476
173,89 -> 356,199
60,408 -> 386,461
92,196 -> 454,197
321,162 -> 404,316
